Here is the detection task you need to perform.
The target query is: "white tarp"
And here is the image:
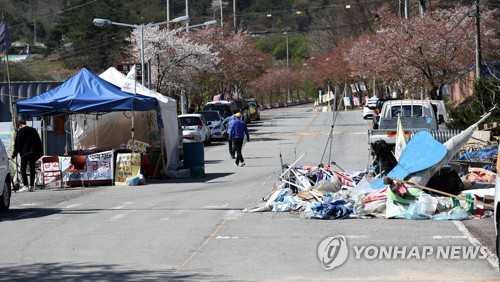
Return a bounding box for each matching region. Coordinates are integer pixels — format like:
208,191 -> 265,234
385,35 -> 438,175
71,67 -> 179,169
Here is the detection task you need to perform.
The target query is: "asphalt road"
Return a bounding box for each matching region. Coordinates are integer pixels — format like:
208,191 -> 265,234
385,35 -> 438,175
1,104 -> 498,281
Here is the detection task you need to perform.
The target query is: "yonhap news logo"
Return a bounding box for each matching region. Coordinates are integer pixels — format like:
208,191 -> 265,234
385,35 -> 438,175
317,235 -> 488,270
317,235 -> 349,270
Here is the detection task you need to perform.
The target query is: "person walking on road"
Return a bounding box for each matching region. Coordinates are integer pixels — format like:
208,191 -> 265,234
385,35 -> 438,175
12,120 -> 43,192
222,113 -> 236,159
229,112 -> 249,167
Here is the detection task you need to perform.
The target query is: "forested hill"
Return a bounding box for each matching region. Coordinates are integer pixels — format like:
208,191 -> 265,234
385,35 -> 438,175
1,0 -> 475,47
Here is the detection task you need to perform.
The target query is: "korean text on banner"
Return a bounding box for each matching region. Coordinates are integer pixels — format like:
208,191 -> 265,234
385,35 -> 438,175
115,153 -> 141,186
87,151 -> 114,180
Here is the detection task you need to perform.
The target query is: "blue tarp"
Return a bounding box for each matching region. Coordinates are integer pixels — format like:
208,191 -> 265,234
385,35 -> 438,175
16,68 -> 159,117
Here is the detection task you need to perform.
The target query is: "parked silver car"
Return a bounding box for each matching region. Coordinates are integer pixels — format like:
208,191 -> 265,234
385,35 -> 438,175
196,110 -> 227,140
0,140 -> 11,211
178,114 -> 212,145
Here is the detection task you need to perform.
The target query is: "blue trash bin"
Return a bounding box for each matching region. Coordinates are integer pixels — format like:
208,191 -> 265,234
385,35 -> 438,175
183,142 -> 204,166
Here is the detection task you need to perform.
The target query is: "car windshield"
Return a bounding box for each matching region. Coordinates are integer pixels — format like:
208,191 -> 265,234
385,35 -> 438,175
203,104 -> 231,118
391,105 -> 423,117
179,117 -> 201,126
199,111 -> 220,121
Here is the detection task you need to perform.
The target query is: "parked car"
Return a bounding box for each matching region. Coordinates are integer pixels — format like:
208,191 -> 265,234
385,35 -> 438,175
203,101 -> 239,119
430,100 -> 448,129
246,98 -> 261,120
196,110 -> 227,140
232,99 -> 251,124
372,97 -> 401,129
362,97 -> 378,119
178,114 -> 212,145
177,120 -> 184,160
0,140 -> 11,211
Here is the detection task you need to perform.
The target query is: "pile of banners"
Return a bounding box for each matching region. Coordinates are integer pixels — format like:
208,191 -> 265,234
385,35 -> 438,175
242,163 -> 493,220
244,111 -> 498,220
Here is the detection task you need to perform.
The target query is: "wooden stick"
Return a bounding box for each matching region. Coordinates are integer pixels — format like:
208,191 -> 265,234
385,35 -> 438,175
385,177 -> 494,209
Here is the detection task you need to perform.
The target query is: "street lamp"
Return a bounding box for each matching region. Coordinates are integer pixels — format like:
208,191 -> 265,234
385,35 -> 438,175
181,20 -> 217,32
93,15 -> 190,86
284,31 -> 291,103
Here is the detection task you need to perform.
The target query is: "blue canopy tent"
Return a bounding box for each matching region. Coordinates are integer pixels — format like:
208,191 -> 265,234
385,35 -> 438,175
16,68 -> 159,116
14,68 -> 167,175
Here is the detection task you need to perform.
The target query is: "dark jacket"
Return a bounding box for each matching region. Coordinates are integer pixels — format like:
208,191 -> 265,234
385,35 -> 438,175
12,126 -> 43,159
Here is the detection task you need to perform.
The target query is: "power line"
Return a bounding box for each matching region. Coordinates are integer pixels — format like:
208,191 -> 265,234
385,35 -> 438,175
9,0 -> 100,30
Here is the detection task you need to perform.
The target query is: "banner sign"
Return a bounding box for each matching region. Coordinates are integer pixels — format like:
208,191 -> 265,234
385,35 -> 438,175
40,150 -> 114,188
87,150 -> 114,181
114,153 -> 141,186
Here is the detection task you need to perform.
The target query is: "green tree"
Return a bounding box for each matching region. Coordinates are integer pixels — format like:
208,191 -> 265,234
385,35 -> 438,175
448,78 -> 500,130
46,0 -> 125,71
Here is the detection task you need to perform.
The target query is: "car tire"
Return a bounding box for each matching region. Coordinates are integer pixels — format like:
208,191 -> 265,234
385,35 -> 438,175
205,135 -> 211,146
0,174 -> 11,212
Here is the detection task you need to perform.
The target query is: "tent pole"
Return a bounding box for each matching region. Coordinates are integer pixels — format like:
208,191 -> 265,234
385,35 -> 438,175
43,116 -> 47,155
157,115 -> 167,177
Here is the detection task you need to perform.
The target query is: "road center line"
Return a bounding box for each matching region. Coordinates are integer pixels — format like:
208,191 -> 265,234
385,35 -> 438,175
174,218 -> 228,273
432,235 -> 467,239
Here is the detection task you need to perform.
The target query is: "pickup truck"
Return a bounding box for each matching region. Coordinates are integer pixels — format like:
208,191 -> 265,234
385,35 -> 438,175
368,100 -> 446,146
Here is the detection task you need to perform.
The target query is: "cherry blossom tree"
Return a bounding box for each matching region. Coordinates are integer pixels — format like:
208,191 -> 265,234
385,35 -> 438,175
128,26 -> 220,96
248,68 -> 288,106
346,6 -> 499,99
193,28 -> 270,97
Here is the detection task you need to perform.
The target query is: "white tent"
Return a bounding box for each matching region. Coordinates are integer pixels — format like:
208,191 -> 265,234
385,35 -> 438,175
71,67 -> 179,170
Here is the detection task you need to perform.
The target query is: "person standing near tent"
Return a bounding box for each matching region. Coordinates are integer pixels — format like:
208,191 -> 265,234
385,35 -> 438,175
12,120 -> 43,192
222,113 -> 236,159
229,113 -> 249,167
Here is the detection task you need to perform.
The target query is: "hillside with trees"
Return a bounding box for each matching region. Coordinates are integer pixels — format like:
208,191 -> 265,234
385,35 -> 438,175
0,0 -> 498,125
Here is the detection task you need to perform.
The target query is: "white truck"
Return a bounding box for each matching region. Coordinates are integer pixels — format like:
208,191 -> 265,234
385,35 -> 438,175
368,100 -> 448,146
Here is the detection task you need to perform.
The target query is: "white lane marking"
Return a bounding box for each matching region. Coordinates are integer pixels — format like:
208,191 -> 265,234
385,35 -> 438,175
19,203 -> 39,206
225,210 -> 243,220
261,181 -> 267,186
432,235 -> 467,239
202,204 -> 228,209
216,236 -> 239,239
110,213 -> 127,220
110,202 -> 134,210
63,203 -> 82,209
346,235 -> 369,239
453,221 -> 499,270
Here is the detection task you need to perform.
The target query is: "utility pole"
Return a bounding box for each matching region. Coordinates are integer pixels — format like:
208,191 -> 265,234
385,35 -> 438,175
185,0 -> 190,32
285,31 -> 291,103
419,0 -> 426,16
233,0 -> 237,32
475,0 -> 482,79
405,0 -> 410,19
166,0 -> 170,29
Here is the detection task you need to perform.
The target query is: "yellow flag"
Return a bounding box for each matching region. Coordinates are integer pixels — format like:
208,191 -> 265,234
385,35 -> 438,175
394,115 -> 407,161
